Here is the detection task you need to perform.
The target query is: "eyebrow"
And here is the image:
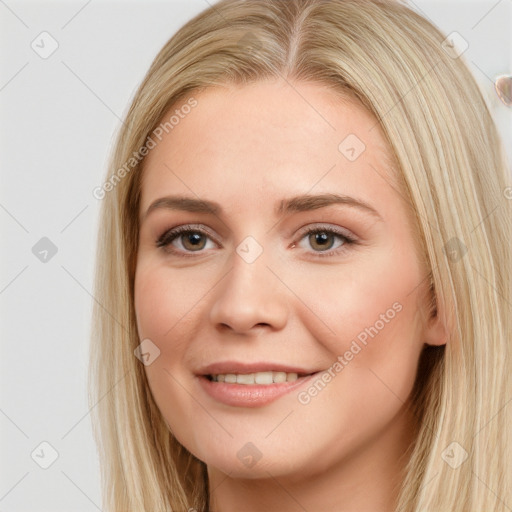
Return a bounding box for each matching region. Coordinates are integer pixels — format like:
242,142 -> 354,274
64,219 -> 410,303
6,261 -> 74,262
142,193 -> 383,222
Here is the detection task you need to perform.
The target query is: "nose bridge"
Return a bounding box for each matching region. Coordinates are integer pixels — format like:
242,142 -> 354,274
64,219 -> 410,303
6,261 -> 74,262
209,238 -> 288,332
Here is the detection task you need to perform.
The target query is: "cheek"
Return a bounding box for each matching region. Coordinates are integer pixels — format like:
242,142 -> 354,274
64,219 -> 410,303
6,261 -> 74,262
293,248 -> 424,392
134,262 -> 207,347
133,263 -> 205,448
134,266 -> 166,342
284,251 -> 424,459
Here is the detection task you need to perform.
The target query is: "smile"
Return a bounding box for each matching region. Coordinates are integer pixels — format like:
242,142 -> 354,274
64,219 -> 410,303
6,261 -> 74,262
198,372 -> 320,407
208,371 -> 301,385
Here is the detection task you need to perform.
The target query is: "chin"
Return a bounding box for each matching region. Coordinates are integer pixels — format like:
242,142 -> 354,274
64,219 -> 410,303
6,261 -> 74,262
197,439 -> 315,480
206,457 -> 297,479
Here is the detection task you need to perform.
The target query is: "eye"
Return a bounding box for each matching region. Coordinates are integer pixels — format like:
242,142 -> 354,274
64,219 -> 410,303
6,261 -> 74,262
156,225 -> 218,256
296,225 -> 357,256
155,223 -> 357,258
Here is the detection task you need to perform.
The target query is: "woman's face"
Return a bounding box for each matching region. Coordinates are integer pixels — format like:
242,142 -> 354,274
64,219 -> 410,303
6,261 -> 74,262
134,79 -> 444,480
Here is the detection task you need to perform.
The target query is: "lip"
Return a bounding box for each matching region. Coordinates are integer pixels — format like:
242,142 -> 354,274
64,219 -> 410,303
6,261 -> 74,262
196,360 -> 318,376
195,361 -> 323,408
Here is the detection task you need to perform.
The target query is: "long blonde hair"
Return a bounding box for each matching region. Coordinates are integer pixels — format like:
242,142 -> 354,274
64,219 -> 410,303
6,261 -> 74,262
89,0 -> 512,510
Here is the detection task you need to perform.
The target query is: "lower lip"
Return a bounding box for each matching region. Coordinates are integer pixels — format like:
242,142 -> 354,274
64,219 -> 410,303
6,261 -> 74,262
196,373 -> 320,408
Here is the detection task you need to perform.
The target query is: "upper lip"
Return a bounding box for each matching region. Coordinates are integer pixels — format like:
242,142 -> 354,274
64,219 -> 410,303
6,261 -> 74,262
197,361 -> 320,376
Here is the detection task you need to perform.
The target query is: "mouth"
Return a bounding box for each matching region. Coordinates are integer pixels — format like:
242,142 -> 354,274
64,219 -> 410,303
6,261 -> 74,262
196,363 -> 322,407
204,371 -> 311,385
197,360 -> 319,377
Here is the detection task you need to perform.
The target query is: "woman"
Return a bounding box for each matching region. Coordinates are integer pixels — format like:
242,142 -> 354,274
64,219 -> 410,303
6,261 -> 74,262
89,0 -> 512,510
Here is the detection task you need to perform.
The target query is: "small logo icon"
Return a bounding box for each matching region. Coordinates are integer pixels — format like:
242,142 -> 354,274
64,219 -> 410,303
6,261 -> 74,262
443,237 -> 467,262
338,134 -> 366,161
236,236 -> 263,264
441,441 -> 468,469
134,338 -> 161,366
237,442 -> 263,468
31,31 -> 59,59
31,441 -> 59,469
236,32 -> 262,54
441,32 -> 469,59
32,237 -> 58,263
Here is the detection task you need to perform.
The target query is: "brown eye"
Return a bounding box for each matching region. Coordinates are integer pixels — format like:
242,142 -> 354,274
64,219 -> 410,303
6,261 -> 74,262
295,226 -> 356,257
181,232 -> 207,251
308,231 -> 336,251
156,226 -> 217,255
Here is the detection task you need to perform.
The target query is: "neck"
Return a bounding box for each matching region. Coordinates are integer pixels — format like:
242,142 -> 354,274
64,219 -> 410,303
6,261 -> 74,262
207,404 -> 417,512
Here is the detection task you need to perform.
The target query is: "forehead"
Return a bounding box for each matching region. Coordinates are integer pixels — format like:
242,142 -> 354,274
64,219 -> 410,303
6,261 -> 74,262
139,79 -> 401,218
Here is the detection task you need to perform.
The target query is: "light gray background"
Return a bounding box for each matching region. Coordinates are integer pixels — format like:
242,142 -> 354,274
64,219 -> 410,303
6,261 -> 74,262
1,1 -> 511,510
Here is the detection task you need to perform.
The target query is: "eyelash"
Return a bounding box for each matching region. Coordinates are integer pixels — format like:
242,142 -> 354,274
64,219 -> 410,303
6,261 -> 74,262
155,224 -> 358,259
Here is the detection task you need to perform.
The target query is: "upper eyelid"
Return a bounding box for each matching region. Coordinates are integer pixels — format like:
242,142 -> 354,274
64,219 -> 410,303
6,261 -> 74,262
297,223 -> 355,237
159,222 -> 353,237
156,224 -> 219,247
159,224 -> 217,239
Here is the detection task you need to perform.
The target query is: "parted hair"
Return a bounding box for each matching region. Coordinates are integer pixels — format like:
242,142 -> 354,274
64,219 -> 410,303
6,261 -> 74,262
89,0 -> 512,510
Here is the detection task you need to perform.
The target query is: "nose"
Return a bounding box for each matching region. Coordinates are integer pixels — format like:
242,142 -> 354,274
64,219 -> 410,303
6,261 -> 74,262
208,249 -> 289,334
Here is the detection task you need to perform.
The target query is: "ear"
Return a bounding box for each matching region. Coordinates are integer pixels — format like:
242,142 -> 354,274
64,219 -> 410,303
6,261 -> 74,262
423,312 -> 448,346
416,277 -> 448,347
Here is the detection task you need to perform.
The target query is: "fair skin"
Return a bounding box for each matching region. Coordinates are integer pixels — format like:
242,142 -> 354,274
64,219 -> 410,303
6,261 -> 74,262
134,78 -> 446,512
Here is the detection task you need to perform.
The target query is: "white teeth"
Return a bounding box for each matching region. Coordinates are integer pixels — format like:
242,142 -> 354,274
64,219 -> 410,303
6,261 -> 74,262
254,371 -> 273,384
210,371 -> 301,384
236,373 -> 255,384
273,372 -> 287,383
